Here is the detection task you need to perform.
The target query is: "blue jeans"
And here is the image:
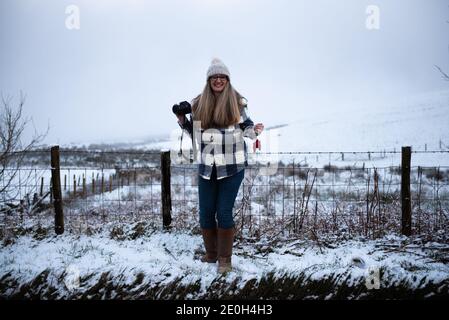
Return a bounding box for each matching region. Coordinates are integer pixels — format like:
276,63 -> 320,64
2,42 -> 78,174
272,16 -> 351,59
198,165 -> 245,229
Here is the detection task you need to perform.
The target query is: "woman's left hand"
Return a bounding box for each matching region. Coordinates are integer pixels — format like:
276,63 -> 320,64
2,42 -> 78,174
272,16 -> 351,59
254,123 -> 264,135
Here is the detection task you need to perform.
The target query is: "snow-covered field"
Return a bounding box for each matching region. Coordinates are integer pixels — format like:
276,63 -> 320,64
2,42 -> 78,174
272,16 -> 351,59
275,89 -> 449,154
1,220 -> 448,299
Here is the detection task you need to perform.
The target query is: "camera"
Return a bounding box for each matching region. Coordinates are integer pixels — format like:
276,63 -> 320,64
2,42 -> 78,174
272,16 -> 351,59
172,101 -> 192,115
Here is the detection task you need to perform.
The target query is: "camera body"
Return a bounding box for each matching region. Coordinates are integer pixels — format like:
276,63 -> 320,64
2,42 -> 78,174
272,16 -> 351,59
172,101 -> 192,115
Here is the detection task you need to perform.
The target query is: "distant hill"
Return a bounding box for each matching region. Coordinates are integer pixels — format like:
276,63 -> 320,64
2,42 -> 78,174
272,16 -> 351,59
275,89 -> 449,153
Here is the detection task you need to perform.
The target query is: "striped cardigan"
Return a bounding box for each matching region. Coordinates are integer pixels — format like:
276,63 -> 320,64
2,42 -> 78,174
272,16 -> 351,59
178,99 -> 257,180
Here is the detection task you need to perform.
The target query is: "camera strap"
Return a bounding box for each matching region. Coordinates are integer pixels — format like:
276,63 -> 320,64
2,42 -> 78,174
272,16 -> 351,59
178,114 -> 195,163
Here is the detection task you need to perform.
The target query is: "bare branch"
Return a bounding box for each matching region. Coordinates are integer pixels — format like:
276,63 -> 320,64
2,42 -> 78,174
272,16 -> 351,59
0,92 -> 47,201
435,65 -> 449,81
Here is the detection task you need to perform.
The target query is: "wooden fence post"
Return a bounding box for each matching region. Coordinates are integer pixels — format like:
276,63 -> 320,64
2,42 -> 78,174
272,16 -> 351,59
40,177 -> 44,197
51,146 -> 64,235
73,174 -> 76,196
92,172 -> 95,195
401,146 -> 412,236
161,151 -> 172,228
83,175 -> 86,197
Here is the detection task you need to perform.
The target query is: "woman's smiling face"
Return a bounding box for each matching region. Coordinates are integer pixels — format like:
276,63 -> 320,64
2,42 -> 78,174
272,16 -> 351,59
209,74 -> 228,93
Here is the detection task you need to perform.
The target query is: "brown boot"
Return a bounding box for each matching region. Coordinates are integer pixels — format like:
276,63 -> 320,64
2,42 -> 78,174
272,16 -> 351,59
217,227 -> 235,274
200,228 -> 217,263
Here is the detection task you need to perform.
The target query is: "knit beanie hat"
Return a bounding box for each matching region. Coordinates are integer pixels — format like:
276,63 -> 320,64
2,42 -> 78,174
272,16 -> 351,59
206,58 -> 230,79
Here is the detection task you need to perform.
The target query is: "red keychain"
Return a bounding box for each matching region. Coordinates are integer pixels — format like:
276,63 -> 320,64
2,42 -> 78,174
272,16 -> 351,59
253,125 -> 262,152
253,138 -> 261,152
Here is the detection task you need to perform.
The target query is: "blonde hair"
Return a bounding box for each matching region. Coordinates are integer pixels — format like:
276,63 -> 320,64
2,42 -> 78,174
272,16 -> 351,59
191,80 -> 244,130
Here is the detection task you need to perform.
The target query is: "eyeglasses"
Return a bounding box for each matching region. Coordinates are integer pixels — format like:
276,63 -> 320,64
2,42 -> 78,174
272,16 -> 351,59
209,75 -> 228,81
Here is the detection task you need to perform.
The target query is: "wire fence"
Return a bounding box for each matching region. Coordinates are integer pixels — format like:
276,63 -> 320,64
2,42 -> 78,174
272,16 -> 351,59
1,148 -> 449,239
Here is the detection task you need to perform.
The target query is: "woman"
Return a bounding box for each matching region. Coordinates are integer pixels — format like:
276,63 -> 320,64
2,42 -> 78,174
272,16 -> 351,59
175,58 -> 264,273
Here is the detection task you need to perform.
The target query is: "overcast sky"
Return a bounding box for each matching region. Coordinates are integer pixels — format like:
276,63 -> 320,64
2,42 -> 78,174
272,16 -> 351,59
1,0 -> 448,145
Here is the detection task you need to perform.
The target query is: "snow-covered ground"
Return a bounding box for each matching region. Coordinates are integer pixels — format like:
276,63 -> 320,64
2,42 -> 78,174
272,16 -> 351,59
275,89 -> 449,154
1,223 -> 448,299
